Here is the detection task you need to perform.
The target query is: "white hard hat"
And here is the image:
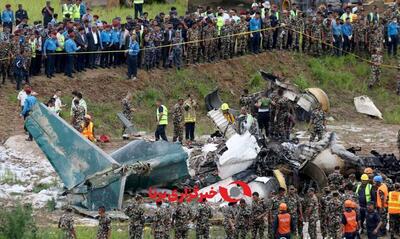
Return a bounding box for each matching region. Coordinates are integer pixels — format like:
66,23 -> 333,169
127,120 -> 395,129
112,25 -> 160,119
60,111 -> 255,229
263,1 -> 271,8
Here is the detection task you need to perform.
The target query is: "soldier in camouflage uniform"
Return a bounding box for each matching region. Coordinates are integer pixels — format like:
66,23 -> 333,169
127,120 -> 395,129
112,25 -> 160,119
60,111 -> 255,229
144,30 -> 156,71
309,17 -> 322,56
97,206 -> 111,239
326,190 -> 343,239
153,201 -> 170,239
172,98 -> 184,143
187,22 -> 201,65
369,24 -> 384,53
0,38 -> 11,86
269,188 -> 288,238
195,198 -> 213,239
275,88 -> 292,141
171,31 -> 183,70
172,200 -> 193,239
353,18 -> 368,55
58,206 -> 77,239
305,188 -> 319,239
203,20 -> 216,62
124,195 -> 145,239
343,183 -> 358,203
309,104 -> 326,142
287,185 -> 303,237
303,16 -> 312,53
319,186 -> 331,238
121,92 -> 134,135
236,17 -> 249,55
250,192 -> 266,239
278,11 -> 290,50
222,202 -> 237,239
291,12 -> 303,51
262,12 -> 273,50
235,199 -> 251,239
71,99 -> 85,131
328,166 -> 345,190
239,89 -> 254,113
368,48 -> 383,89
220,19 -> 233,60
153,26 -> 164,68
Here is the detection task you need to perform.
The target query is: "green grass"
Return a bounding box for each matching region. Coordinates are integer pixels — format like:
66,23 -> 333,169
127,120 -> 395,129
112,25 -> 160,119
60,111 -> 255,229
6,0 -> 187,23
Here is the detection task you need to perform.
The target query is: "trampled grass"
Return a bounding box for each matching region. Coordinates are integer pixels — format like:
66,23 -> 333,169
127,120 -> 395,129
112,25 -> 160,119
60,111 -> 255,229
4,0 -> 188,23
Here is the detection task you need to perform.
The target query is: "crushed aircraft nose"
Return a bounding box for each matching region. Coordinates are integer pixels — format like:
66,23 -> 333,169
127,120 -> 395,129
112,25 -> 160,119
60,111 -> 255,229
354,96 -> 383,119
25,103 -> 189,212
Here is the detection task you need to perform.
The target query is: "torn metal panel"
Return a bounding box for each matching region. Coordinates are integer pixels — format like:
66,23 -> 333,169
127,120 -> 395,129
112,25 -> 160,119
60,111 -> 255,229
25,103 -> 119,190
354,96 -> 383,119
117,112 -> 137,135
299,161 -> 328,188
306,88 -> 330,112
207,109 -> 237,139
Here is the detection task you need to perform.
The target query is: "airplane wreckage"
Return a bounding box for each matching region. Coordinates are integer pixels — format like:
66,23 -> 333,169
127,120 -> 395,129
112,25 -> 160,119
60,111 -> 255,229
25,71 -> 400,214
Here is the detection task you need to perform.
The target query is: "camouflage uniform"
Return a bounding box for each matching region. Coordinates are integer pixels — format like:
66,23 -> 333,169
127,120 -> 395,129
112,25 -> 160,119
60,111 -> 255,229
59,213 -> 75,239
153,206 -> 170,239
0,39 -> 12,84
287,193 -> 302,236
291,16 -> 304,51
96,215 -> 111,239
222,205 -> 237,239
144,32 -> 156,71
122,98 -> 133,121
236,20 -> 249,55
319,191 -> 331,238
278,14 -> 290,50
326,196 -> 343,239
397,129 -> 400,155
235,204 -> 251,239
125,202 -> 145,239
172,34 -> 183,69
220,24 -> 233,59
172,103 -> 184,142
251,199 -> 266,239
328,171 -> 344,190
309,108 -> 325,142
203,24 -> 216,62
353,21 -> 368,54
305,194 -> 319,239
153,30 -> 164,67
276,97 -> 291,141
269,195 -> 288,238
187,27 -> 201,64
195,202 -> 213,239
239,94 -> 254,113
269,91 -> 280,138
71,105 -> 85,131
368,53 -> 383,88
172,203 -> 192,239
310,21 -> 322,56
262,17 -> 273,50
369,24 -> 384,53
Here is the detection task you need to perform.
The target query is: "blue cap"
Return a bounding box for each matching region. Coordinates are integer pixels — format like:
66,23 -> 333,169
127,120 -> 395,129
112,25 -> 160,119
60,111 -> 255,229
373,175 -> 383,183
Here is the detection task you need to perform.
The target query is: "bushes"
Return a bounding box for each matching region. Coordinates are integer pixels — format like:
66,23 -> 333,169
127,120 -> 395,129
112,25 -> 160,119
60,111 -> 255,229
0,204 -> 37,239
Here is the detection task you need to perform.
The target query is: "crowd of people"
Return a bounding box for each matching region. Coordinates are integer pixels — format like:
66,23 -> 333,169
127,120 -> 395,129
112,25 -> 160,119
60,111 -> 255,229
1,1 -> 400,90
56,167 -> 400,239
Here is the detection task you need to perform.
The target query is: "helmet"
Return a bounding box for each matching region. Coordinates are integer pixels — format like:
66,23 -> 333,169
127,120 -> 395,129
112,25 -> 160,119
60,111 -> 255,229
221,103 -> 230,111
360,174 -> 369,181
364,167 -> 373,174
279,203 -> 287,211
373,175 -> 383,183
344,200 -> 353,208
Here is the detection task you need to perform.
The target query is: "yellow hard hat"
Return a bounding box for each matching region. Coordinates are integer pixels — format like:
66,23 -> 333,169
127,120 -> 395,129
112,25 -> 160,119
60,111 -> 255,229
361,174 -> 369,181
221,103 -> 230,111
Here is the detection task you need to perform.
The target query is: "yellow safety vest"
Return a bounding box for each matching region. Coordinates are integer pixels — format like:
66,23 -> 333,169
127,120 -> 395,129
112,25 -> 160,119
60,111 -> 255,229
356,183 -> 372,203
30,40 -> 36,58
56,34 -> 65,52
217,16 -> 224,36
72,4 -> 80,19
340,13 -> 354,23
157,105 -> 168,125
388,191 -> 400,214
184,102 -> 196,123
62,4 -> 74,18
269,10 -> 280,20
134,0 -> 144,4
82,122 -> 95,141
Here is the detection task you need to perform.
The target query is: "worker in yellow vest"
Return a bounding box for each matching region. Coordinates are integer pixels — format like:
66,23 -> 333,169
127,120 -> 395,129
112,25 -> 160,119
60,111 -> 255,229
62,0 -> 74,20
373,175 -> 389,235
216,13 -> 224,36
356,174 -> 373,232
55,28 -> 65,73
221,103 -> 235,124
183,94 -> 197,144
340,6 -> 355,23
81,115 -> 96,142
72,2 -> 81,22
134,0 -> 144,19
388,183 -> 400,238
155,99 -> 168,141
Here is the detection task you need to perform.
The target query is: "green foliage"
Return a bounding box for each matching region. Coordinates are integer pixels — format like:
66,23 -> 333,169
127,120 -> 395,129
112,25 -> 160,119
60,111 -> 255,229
46,198 -> 56,212
0,204 -> 37,239
0,168 -> 22,185
248,73 -> 263,90
293,74 -> 311,91
6,0 -> 187,23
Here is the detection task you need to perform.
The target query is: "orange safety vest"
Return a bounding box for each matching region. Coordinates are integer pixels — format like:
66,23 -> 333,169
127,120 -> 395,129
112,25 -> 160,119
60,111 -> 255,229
376,184 -> 389,208
82,121 -> 95,141
388,191 -> 400,214
343,210 -> 358,233
277,213 -> 291,235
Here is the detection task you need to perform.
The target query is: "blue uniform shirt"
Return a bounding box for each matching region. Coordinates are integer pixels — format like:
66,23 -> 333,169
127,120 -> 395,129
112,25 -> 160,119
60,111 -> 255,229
43,38 -> 58,55
64,38 -> 78,53
388,22 -> 399,36
342,23 -> 352,37
1,10 -> 14,23
128,40 -> 139,56
111,30 -> 121,44
21,95 -> 37,116
249,17 -> 261,31
332,22 -> 342,36
101,30 -> 112,44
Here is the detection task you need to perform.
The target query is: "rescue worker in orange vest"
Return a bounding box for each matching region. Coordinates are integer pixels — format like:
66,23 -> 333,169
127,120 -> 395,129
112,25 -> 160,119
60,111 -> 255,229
341,200 -> 360,239
273,203 -> 295,239
388,183 -> 400,239
81,114 -> 96,142
373,175 -> 389,236
221,103 -> 235,124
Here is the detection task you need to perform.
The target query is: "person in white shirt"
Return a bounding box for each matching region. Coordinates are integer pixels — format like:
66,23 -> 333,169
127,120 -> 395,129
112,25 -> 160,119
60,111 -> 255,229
17,85 -> 37,110
53,89 -> 65,115
229,9 -> 240,23
70,91 -> 87,116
